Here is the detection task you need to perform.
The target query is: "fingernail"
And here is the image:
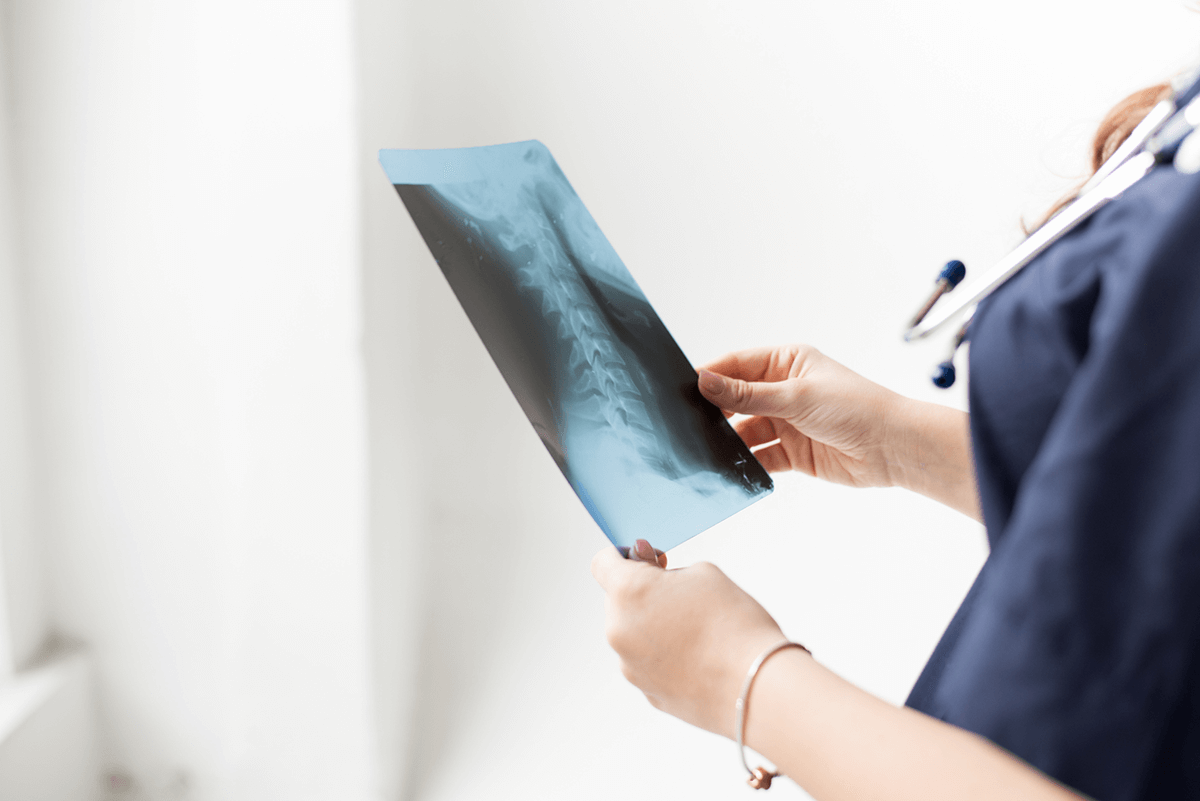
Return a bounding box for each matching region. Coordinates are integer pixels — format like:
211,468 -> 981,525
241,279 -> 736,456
698,370 -> 725,395
636,539 -> 654,561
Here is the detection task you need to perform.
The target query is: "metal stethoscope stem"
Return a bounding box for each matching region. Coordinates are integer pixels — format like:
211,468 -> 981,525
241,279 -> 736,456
905,65 -> 1200,388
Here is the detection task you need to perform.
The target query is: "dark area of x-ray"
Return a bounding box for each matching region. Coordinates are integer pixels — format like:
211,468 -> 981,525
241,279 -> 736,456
383,141 -> 771,551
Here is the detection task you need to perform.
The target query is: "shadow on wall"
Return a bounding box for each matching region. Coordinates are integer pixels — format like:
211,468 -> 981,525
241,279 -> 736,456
359,157 -> 535,801
391,262 -> 538,801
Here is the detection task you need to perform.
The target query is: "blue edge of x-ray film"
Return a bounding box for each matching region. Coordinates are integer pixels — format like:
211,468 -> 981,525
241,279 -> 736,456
381,140 -> 772,553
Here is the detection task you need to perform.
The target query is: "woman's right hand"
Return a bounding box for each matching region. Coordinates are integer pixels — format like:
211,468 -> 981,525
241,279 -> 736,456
697,344 -> 901,488
698,344 -> 980,518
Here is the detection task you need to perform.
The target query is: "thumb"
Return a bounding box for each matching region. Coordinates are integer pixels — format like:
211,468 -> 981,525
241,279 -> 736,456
698,369 -> 793,417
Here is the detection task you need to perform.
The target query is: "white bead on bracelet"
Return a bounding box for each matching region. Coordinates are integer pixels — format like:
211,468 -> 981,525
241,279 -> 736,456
735,639 -> 811,790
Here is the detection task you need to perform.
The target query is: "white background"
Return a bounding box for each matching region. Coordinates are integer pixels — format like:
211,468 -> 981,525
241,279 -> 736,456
1,1 -> 1199,800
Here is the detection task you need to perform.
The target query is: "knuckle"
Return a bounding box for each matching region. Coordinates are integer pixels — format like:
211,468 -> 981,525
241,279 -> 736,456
605,624 -> 624,653
608,572 -> 633,601
692,560 -> 725,581
606,619 -> 634,653
787,343 -> 823,373
590,551 -> 604,578
789,376 -> 813,403
730,379 -> 753,406
613,570 -> 650,603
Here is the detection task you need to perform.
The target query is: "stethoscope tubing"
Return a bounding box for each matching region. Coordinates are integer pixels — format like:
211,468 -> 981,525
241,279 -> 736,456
904,150 -> 1157,342
905,66 -> 1200,348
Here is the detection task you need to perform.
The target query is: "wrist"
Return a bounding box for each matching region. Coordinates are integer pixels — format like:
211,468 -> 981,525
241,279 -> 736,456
741,644 -> 818,755
720,630 -> 792,739
882,396 -> 979,518
734,640 -> 815,789
880,393 -> 924,490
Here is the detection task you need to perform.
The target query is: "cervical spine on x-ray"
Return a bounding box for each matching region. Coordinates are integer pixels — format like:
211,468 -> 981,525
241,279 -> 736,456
384,140 -> 771,552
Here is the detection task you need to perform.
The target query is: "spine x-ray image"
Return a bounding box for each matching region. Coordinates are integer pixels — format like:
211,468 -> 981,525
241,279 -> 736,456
381,141 -> 772,552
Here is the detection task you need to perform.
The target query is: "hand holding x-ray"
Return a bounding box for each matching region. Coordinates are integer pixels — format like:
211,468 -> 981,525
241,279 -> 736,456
697,344 -> 903,487
699,344 -> 979,519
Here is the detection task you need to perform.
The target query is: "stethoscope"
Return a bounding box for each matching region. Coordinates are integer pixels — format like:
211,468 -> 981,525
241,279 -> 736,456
905,64 -> 1200,388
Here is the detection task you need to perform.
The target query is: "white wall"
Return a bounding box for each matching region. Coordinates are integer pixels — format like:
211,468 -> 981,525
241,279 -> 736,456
8,1 -> 376,798
1,2 -> 1197,801
366,2 -> 1200,800
354,3 -> 426,798
0,0 -> 46,677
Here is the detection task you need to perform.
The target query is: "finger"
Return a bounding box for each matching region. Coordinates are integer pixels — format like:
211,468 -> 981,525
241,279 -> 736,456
750,442 -> 794,473
699,346 -> 810,384
656,550 -> 668,568
591,545 -> 630,589
733,415 -> 782,449
698,370 -> 795,418
631,539 -> 665,569
627,539 -> 650,563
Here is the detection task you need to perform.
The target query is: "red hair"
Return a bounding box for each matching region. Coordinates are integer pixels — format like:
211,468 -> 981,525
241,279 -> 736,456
1090,83 -> 1173,169
1029,82 -> 1173,232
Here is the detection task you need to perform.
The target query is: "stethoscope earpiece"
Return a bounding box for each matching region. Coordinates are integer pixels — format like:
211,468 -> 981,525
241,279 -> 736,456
909,260 -> 967,331
932,360 -> 957,389
940,259 -> 967,288
910,260 -> 969,389
928,305 -> 974,390
906,64 -> 1200,387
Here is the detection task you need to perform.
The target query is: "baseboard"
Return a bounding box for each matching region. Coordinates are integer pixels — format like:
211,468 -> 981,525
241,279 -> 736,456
0,644 -> 98,801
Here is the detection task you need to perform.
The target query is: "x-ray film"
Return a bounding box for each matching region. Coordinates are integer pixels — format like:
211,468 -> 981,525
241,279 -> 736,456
380,141 -> 772,552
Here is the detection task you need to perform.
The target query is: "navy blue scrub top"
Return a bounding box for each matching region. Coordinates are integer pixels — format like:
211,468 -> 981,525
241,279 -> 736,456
905,164 -> 1200,800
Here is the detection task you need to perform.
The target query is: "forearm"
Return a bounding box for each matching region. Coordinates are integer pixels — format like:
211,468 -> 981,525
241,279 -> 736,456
745,649 -> 1084,801
883,397 -> 981,521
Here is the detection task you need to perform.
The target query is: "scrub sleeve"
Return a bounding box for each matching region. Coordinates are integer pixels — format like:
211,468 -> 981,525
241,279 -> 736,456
906,166 -> 1200,801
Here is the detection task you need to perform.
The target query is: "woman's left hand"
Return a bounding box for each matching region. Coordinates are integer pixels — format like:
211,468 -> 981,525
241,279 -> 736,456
591,540 -> 786,739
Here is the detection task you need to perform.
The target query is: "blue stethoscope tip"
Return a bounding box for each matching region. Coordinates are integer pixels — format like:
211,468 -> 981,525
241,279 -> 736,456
932,360 -> 957,389
939,260 -> 967,289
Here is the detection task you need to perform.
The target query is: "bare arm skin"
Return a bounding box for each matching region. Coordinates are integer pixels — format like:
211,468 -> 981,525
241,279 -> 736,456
884,394 -> 979,520
589,345 -> 1039,797
697,344 -> 981,521
595,545 -> 1086,801
746,648 -> 1084,801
